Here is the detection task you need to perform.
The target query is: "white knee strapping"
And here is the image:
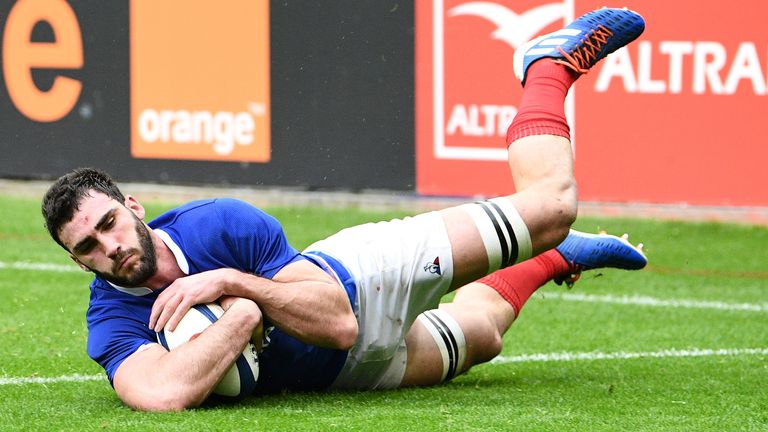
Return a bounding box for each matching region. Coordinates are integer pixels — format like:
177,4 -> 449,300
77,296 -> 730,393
460,198 -> 532,272
418,309 -> 466,382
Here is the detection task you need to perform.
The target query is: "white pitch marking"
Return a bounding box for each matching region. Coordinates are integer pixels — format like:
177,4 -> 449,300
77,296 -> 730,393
491,347 -> 768,364
3,348 -> 765,386
538,292 -> 768,312
0,373 -> 105,386
0,261 -> 79,273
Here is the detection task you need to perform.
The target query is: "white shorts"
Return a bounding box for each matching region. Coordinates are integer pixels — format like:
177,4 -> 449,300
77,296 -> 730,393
304,211 -> 454,390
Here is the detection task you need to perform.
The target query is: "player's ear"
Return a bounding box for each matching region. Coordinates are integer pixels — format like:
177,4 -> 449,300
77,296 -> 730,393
124,195 -> 146,220
69,254 -> 91,273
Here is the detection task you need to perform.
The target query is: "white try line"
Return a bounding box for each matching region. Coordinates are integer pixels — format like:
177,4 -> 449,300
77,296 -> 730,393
0,373 -> 105,386
538,292 -> 768,312
2,347 -> 766,386
492,347 -> 768,364
0,260 -> 79,273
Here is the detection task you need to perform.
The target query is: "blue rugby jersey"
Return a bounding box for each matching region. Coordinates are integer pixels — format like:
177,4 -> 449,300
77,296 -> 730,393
85,198 -> 354,393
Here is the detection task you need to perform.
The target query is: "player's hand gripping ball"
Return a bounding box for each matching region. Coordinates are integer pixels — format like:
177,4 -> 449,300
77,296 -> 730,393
156,303 -> 259,398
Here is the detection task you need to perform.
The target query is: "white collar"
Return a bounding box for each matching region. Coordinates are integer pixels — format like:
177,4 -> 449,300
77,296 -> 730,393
107,228 -> 190,296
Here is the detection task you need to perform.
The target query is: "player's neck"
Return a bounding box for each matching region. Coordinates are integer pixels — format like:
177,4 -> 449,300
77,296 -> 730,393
145,231 -> 185,290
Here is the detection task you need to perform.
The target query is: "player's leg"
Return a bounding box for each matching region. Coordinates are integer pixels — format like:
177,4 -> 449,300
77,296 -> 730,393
400,230 -> 647,387
440,8 -> 646,290
320,8 -> 646,391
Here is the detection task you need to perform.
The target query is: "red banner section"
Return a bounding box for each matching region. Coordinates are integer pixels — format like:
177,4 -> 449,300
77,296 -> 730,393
416,0 -> 768,207
130,0 -> 271,163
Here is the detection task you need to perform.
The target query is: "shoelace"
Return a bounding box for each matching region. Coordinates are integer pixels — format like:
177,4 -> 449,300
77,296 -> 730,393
555,24 -> 614,73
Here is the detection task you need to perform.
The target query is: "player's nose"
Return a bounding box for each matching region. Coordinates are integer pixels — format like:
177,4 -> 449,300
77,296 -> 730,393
103,236 -> 122,259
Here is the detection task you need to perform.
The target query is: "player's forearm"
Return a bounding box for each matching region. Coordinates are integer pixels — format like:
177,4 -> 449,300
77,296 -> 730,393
224,271 -> 358,349
163,302 -> 258,406
115,300 -> 260,411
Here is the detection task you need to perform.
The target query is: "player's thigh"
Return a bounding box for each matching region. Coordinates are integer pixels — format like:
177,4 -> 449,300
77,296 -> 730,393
439,190 -> 572,291
438,206 -> 487,290
439,198 -> 533,290
401,318 -> 444,387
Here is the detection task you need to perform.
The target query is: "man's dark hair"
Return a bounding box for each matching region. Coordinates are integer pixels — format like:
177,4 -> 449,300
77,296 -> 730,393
42,168 -> 126,250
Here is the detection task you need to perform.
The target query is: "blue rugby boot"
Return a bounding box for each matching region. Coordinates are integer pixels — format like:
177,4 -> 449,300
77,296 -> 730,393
514,7 -> 645,86
555,229 -> 648,287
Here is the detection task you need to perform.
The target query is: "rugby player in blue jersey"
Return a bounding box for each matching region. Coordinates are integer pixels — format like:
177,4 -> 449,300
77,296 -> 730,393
42,8 -> 646,411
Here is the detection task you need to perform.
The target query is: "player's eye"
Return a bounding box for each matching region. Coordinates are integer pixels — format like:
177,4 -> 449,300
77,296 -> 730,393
76,239 -> 96,254
103,217 -> 115,229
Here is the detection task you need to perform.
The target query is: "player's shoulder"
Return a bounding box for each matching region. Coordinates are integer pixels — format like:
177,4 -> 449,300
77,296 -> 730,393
148,198 -> 282,243
154,198 -> 263,219
209,197 -> 268,215
207,198 -> 281,227
147,198 -> 252,229
148,198 -> 216,225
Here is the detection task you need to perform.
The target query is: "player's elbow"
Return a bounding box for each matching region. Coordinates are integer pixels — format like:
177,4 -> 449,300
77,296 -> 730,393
119,383 -> 205,412
130,393 -> 202,412
333,314 -> 359,350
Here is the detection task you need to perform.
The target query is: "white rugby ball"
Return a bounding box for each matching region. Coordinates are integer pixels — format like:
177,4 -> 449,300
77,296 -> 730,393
156,303 -> 259,398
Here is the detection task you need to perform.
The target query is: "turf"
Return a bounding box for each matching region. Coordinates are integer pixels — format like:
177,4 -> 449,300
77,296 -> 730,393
0,195 -> 766,431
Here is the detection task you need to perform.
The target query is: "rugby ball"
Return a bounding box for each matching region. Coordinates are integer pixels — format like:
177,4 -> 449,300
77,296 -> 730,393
156,303 -> 259,398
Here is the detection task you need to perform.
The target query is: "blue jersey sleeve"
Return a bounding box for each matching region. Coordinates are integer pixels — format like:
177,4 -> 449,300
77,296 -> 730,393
86,289 -> 158,384
211,198 -> 303,278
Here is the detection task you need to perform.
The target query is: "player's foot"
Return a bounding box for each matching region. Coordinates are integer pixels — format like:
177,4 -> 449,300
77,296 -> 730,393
514,7 -> 645,86
554,229 -> 647,287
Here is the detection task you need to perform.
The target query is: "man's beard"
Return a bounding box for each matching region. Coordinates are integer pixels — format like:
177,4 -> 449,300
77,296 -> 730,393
94,216 -> 158,287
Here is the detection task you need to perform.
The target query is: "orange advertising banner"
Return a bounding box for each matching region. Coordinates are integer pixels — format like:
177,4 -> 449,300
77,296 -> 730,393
130,0 -> 271,163
416,0 -> 768,207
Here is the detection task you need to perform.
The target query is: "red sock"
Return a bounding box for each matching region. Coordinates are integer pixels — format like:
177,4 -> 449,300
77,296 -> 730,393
506,60 -> 579,144
477,249 -> 570,316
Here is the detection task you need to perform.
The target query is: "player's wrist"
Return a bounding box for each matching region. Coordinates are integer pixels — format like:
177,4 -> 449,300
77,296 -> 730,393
226,297 -> 262,329
216,268 -> 245,296
227,268 -> 261,300
217,295 -> 238,311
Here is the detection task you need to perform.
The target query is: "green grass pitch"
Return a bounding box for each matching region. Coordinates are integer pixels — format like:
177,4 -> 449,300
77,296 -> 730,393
0,194 -> 766,431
